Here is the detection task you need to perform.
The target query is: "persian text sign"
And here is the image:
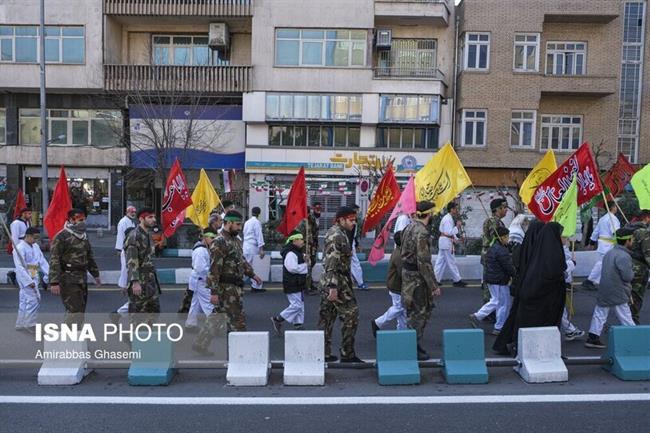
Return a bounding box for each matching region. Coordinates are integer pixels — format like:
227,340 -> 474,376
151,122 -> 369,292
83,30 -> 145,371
528,142 -> 603,222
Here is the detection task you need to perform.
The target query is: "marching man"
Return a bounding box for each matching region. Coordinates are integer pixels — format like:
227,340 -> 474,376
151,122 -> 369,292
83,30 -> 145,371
243,206 -> 266,293
185,230 -> 218,331
14,227 -> 49,332
434,202 -> 467,287
582,201 -> 621,290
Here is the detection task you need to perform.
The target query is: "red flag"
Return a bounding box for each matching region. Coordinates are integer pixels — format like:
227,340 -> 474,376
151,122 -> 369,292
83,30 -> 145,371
277,167 -> 307,236
362,165 -> 400,234
603,153 -> 636,199
161,159 -> 192,238
44,166 -> 72,238
6,189 -> 28,254
528,142 -> 603,222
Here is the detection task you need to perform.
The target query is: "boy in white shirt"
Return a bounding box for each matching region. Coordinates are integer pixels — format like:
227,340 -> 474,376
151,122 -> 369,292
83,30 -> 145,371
13,227 -> 49,332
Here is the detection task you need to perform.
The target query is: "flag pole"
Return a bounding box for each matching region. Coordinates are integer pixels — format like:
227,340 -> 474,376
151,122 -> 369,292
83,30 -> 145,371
470,185 -> 502,242
608,192 -> 630,224
601,191 -> 618,232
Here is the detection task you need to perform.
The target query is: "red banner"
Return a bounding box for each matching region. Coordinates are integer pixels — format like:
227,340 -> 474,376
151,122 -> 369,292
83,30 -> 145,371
277,167 -> 307,236
603,153 -> 636,199
362,165 -> 400,234
528,142 -> 603,222
7,189 -> 28,254
44,166 -> 72,238
161,160 -> 192,238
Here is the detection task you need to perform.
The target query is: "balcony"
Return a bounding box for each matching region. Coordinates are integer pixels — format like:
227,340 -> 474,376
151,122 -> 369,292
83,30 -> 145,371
374,66 -> 446,81
374,0 -> 450,26
540,75 -> 617,97
104,0 -> 252,16
543,0 -> 619,23
104,64 -> 252,93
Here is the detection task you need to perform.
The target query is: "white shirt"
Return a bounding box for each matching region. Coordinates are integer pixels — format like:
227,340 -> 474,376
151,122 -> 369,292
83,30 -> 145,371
243,216 -> 265,255
563,245 -> 576,284
284,251 -> 308,275
394,214 -> 411,234
115,215 -> 136,251
10,218 -> 30,246
438,213 -> 459,250
189,242 -> 211,291
590,212 -> 621,255
13,240 -> 49,288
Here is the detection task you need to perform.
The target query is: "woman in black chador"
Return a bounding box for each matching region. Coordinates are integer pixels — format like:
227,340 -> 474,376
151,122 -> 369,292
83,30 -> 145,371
493,221 -> 566,355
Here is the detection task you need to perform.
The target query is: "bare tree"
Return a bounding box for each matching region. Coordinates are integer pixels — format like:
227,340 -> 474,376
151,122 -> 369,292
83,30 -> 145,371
352,155 -> 396,198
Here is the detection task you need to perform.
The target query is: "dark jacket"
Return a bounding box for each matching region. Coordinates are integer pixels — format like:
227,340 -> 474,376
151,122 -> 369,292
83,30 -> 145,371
598,244 -> 634,306
386,245 -> 402,293
484,241 -> 516,285
281,243 -> 307,294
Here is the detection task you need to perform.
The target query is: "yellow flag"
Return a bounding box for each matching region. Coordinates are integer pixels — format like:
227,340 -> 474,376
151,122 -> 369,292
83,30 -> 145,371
186,169 -> 221,228
415,143 -> 472,211
519,150 -> 557,205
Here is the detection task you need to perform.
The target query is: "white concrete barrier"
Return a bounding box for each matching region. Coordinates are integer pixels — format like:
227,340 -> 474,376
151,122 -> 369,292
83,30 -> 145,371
516,326 -> 568,383
284,331 -> 325,386
37,339 -> 88,385
226,331 -> 270,386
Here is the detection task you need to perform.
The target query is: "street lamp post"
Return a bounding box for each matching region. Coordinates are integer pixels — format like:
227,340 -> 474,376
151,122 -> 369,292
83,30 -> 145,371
39,0 -> 48,232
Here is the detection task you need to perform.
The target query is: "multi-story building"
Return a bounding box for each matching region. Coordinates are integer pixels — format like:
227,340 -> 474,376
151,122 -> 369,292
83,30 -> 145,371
245,0 -> 455,229
0,0 -> 123,228
455,0 -> 649,191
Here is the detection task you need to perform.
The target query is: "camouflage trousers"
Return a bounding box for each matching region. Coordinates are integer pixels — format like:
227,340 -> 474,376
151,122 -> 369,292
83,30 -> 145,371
128,278 -> 161,325
177,288 -> 194,314
317,289 -> 359,358
60,271 -> 88,326
402,270 -> 434,343
305,253 -> 317,291
194,284 -> 244,350
630,260 -> 648,325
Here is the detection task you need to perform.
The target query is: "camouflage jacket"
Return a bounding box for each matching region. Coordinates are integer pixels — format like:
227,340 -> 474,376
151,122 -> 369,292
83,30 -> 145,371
48,228 -> 99,285
321,223 -> 353,293
207,229 -> 255,296
481,216 -> 506,256
297,214 -> 319,254
628,222 -> 650,267
400,219 -> 437,291
125,225 -> 156,284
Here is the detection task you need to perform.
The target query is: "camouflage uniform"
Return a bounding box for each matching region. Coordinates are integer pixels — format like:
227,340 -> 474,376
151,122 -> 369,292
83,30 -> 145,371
125,225 -> 160,320
317,223 -> 359,358
194,230 -> 255,350
49,227 -> 99,325
628,222 -> 650,324
401,220 -> 438,345
481,215 -> 506,302
297,214 -> 319,290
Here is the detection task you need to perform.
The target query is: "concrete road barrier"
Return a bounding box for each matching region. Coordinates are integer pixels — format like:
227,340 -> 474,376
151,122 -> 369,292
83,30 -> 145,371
226,331 -> 270,386
516,326 -> 568,383
283,331 -> 325,386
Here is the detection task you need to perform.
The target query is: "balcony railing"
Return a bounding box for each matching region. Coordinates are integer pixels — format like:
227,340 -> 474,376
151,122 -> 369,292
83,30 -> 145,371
374,66 -> 446,81
104,64 -> 252,93
104,0 -> 252,16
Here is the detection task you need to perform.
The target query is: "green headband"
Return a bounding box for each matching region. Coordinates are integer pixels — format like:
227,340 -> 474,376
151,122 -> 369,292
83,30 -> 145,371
224,216 -> 242,222
286,233 -> 304,244
202,232 -> 217,239
617,234 -> 633,241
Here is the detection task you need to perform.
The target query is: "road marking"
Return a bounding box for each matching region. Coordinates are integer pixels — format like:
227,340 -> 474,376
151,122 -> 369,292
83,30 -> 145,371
1,394 -> 649,405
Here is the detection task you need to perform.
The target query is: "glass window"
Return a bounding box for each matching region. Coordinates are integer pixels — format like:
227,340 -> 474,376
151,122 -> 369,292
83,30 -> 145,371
308,125 -> 321,146
513,33 -> 539,72
377,126 -> 438,149
275,28 -> 367,67
152,34 -> 225,66
62,37 -> 84,63
510,111 -> 536,148
334,126 -> 347,146
540,115 -> 582,151
0,109 -> 5,144
379,94 -> 440,124
269,126 -> 283,146
294,126 -> 306,146
321,126 -> 333,146
464,32 -> 490,70
375,39 -> 437,78
266,95 -> 279,119
15,36 -> 37,62
20,112 -> 40,145
45,38 -> 60,62
266,94 -> 362,122
348,127 -> 360,147
546,41 -> 587,75
293,95 -> 307,119
279,95 -> 293,118
72,120 -> 89,145
282,126 -> 294,146
0,25 -> 84,64
461,110 -> 487,147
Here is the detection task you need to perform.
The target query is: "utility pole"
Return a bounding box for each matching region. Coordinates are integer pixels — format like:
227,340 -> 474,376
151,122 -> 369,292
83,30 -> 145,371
39,0 -> 49,232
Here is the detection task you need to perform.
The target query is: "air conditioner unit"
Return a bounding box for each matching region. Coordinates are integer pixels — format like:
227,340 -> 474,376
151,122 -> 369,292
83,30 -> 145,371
209,23 -> 230,51
375,29 -> 392,49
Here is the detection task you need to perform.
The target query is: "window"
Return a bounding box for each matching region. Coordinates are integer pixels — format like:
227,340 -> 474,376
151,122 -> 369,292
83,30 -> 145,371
269,124 -> 360,148
376,39 -> 437,78
540,115 -> 582,151
152,35 -> 228,66
0,25 -> 84,64
0,109 -> 5,144
513,33 -> 539,72
461,110 -> 486,147
376,126 -> 438,149
546,42 -> 586,75
510,111 -> 536,148
379,95 -> 440,124
266,94 -> 362,122
463,32 -> 490,70
19,109 -> 122,147
275,29 -> 367,67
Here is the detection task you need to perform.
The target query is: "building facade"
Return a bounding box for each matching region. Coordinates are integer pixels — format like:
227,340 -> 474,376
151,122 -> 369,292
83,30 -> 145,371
455,0 -> 649,189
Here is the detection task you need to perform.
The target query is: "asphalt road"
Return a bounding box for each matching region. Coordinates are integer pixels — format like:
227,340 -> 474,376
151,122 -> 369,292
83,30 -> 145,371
0,283 -> 648,433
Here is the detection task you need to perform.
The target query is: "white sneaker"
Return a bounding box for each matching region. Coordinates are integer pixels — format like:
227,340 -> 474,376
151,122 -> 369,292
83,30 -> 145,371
564,329 -> 585,341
